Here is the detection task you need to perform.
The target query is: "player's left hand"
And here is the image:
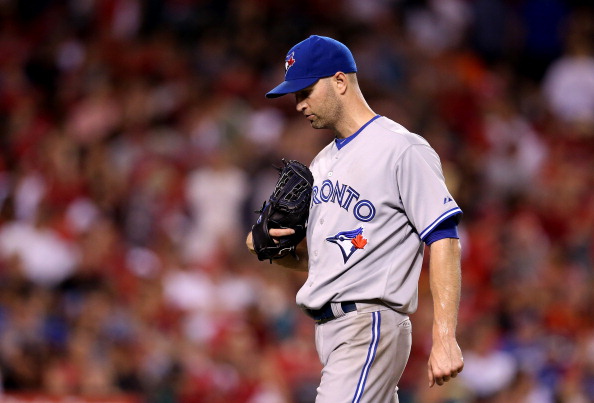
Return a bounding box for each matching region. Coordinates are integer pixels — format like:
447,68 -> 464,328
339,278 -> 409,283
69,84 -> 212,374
427,337 -> 463,387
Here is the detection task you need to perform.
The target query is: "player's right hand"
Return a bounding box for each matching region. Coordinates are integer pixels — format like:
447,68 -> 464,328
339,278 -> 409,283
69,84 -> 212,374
246,232 -> 256,255
246,229 -> 296,253
246,229 -> 307,271
270,228 -> 296,239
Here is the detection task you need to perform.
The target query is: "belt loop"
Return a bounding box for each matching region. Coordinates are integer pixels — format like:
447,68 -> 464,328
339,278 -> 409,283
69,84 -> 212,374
330,302 -> 345,319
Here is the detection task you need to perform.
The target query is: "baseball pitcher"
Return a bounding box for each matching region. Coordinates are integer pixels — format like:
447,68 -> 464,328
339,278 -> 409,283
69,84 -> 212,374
247,35 -> 464,403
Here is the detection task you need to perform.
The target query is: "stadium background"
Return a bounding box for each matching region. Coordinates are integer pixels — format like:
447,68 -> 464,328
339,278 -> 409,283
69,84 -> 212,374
0,0 -> 593,402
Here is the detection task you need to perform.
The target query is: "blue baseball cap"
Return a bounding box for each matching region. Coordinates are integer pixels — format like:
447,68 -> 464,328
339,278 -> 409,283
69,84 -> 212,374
265,35 -> 357,98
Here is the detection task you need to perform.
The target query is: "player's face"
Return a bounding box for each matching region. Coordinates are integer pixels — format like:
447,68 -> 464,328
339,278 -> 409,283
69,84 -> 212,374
294,78 -> 340,130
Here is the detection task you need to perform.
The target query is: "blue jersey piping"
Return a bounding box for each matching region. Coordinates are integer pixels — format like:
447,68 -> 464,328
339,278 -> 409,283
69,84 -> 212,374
335,115 -> 381,150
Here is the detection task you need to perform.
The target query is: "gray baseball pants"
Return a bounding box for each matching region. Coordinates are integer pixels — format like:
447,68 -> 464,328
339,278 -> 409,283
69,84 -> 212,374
314,304 -> 412,403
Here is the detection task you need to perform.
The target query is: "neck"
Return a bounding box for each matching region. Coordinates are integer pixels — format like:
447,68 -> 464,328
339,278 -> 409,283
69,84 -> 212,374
333,102 -> 377,139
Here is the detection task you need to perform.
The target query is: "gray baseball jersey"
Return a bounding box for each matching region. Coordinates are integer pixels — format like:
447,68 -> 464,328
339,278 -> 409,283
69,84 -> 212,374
296,115 -> 462,313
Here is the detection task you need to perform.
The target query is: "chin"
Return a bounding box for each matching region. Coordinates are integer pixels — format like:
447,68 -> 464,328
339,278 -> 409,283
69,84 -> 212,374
311,120 -> 326,130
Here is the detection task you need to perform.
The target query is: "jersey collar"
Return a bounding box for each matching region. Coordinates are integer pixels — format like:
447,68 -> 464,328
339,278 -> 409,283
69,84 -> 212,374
335,115 -> 381,150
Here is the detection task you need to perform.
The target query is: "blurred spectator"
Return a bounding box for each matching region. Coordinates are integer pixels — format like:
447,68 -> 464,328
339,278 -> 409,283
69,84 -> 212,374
516,0 -> 569,81
404,0 -> 471,57
183,150 -> 248,263
459,319 -> 518,399
481,92 -> 547,200
542,16 -> 594,132
0,205 -> 79,287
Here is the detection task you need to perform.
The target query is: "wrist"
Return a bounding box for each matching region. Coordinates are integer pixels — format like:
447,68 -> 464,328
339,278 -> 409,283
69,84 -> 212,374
432,324 -> 457,339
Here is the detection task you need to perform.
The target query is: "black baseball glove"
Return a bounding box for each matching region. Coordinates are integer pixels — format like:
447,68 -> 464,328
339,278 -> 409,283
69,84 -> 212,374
252,159 -> 314,262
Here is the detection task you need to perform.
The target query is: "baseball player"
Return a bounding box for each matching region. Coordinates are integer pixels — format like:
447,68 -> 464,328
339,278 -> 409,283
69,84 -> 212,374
247,35 -> 464,402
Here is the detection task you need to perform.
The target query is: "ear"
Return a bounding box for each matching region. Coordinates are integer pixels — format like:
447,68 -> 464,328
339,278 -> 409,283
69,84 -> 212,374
332,72 -> 348,95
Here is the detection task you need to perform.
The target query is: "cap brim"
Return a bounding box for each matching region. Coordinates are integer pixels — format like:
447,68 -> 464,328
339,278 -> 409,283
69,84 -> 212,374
265,77 -> 319,98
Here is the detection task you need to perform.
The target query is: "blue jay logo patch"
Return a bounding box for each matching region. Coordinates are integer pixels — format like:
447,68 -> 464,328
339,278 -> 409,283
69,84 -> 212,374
285,52 -> 296,74
326,227 -> 368,263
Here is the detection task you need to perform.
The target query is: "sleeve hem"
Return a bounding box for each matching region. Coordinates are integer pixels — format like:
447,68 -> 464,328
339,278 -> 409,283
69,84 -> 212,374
419,208 -> 462,240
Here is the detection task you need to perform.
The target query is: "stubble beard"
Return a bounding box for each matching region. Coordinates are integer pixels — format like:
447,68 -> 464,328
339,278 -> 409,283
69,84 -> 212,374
311,90 -> 341,131
310,117 -> 326,130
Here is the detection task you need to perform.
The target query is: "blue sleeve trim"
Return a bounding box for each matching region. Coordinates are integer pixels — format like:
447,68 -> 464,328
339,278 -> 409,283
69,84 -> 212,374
424,216 -> 459,245
419,207 -> 462,240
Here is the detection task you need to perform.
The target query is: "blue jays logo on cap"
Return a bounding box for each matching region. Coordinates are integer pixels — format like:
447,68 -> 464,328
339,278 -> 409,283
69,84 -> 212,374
266,35 -> 357,98
285,52 -> 296,74
326,227 -> 367,264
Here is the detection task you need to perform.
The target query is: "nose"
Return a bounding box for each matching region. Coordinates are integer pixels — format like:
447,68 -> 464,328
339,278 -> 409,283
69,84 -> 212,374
295,99 -> 307,113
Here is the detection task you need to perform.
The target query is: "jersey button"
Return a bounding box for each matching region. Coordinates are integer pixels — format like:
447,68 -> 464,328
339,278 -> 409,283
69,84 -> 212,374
320,218 -> 324,225
328,171 -> 333,177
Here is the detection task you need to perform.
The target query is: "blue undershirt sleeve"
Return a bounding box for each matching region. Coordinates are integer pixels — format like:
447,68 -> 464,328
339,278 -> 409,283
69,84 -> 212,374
423,215 -> 460,245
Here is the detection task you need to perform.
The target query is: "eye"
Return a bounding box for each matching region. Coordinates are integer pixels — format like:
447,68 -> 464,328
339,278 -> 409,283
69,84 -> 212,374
295,87 -> 313,103
295,91 -> 307,103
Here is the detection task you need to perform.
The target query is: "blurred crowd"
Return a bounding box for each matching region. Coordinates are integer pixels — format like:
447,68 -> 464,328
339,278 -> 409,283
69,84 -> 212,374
0,0 -> 593,402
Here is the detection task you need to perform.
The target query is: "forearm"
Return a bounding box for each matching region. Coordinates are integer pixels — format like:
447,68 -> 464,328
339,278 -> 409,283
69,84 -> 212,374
428,238 -> 461,338
426,237 -> 464,387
